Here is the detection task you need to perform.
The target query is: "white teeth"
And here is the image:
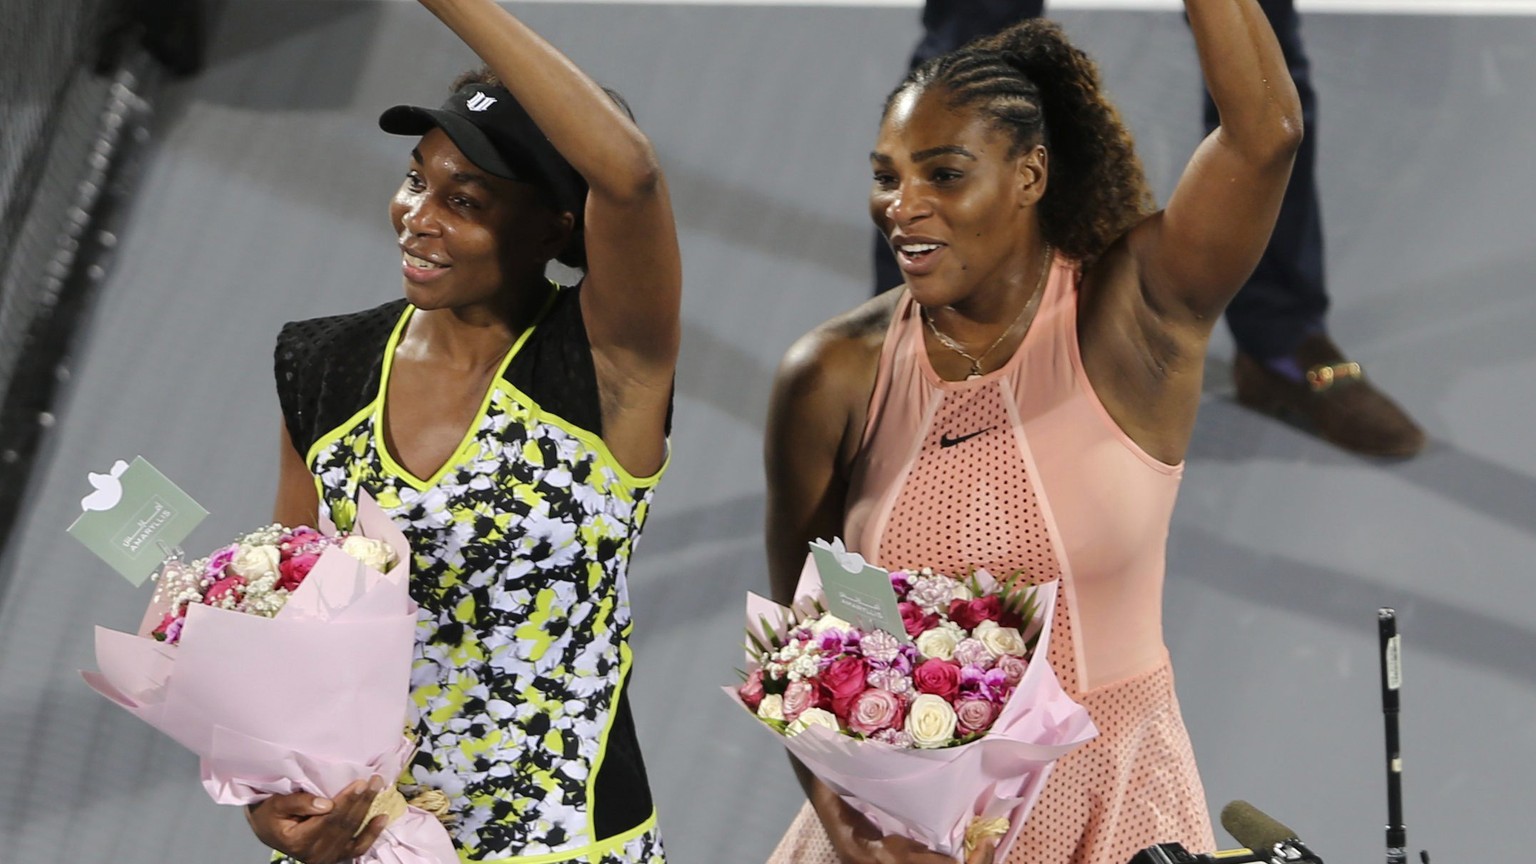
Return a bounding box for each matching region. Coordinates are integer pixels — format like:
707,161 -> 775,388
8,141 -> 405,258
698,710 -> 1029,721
404,252 -> 441,269
901,243 -> 940,254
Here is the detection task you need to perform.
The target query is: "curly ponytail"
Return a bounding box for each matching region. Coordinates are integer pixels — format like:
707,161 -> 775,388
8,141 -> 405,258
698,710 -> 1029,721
885,20 -> 1153,264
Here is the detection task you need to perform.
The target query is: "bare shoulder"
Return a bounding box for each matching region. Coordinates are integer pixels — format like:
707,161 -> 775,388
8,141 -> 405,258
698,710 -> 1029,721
774,290 -> 899,401
768,289 -> 901,465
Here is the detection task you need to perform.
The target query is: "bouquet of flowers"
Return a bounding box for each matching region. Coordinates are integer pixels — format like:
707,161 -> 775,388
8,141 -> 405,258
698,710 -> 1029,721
83,493 -> 456,864
144,523 -> 396,645
728,542 -> 1097,859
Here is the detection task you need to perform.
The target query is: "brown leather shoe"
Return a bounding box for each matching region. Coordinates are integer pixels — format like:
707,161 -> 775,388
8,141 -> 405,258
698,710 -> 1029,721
1233,334 -> 1426,458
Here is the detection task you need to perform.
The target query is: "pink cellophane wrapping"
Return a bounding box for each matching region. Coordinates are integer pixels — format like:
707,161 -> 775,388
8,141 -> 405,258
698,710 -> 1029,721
82,492 -> 455,864
726,555 -> 1098,859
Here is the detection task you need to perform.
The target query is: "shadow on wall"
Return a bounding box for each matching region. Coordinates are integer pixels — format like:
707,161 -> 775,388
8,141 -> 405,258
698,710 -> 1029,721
194,1 -> 385,112
1172,519 -> 1536,688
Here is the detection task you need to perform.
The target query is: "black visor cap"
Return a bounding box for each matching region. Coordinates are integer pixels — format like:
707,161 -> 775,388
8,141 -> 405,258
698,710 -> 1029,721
379,85 -> 586,215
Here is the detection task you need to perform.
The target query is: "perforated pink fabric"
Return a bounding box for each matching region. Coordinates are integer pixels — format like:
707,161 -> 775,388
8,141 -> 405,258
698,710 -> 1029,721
767,259 -> 1213,864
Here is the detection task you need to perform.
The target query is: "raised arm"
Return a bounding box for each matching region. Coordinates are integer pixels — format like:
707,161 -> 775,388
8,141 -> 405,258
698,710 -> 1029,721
416,0 -> 681,462
1129,0 -> 1303,320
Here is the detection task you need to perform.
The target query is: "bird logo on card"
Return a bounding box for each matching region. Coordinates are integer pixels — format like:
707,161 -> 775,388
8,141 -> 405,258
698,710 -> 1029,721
81,459 -> 130,512
466,92 -> 497,112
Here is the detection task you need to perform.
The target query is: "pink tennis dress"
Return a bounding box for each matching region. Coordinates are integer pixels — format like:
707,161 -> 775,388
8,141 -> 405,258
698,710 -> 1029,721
767,258 -> 1214,864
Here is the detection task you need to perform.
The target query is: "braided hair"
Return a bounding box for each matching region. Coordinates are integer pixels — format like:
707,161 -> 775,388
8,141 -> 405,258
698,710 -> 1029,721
885,20 -> 1154,265
448,67 -> 636,271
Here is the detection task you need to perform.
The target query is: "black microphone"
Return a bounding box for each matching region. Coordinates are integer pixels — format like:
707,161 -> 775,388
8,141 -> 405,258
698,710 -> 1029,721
1128,842 -> 1268,864
1220,801 -> 1324,864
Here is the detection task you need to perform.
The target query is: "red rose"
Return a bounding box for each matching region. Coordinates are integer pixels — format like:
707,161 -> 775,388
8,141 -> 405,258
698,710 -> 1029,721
203,574 -> 247,606
738,668 -> 765,711
899,601 -> 939,638
912,658 -> 961,701
948,595 -> 1004,631
277,552 -> 320,592
998,598 -> 1026,630
149,612 -> 181,643
820,656 -> 870,719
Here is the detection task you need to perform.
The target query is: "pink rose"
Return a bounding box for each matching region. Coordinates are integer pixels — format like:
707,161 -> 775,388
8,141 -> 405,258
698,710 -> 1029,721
848,688 -> 906,735
821,657 -> 870,720
280,526 -> 323,556
912,658 -> 961,701
277,552 -> 320,592
954,698 -> 999,735
948,595 -> 1004,631
899,601 -> 939,638
202,574 -> 247,607
996,654 -> 1029,687
738,668 -> 765,712
782,680 -> 821,722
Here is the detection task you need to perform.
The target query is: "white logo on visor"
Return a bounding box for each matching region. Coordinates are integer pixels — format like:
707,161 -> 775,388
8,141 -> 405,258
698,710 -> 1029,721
466,92 -> 498,112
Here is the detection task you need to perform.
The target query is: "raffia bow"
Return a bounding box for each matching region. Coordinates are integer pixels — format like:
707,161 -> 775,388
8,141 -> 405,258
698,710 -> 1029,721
352,730 -> 454,837
964,816 -> 1010,856
354,786 -> 454,836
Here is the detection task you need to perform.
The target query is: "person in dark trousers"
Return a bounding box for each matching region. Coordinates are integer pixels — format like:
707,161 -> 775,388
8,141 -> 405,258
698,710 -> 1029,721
874,0 -> 1425,458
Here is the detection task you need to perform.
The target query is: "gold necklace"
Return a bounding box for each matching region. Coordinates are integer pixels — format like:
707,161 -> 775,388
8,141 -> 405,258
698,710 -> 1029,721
923,244 -> 1053,379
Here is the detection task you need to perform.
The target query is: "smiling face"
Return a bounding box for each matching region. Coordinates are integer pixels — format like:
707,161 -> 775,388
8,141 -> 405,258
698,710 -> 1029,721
870,86 -> 1047,310
389,128 -> 572,314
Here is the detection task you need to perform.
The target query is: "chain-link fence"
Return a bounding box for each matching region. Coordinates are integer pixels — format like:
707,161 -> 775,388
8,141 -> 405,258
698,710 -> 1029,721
0,0 -> 207,556
0,0 -> 120,396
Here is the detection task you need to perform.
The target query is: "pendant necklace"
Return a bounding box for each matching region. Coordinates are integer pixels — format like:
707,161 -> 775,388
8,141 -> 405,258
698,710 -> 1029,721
923,244 -> 1054,379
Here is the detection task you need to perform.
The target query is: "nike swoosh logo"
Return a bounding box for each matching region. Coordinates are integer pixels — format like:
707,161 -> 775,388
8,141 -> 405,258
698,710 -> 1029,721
940,427 -> 994,448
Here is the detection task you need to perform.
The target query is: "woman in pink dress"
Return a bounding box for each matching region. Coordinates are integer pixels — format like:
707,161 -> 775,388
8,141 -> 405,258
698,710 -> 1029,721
763,3 -> 1301,863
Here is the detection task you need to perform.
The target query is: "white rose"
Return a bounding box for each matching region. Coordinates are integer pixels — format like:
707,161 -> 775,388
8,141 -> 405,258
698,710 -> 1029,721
229,544 -> 280,579
786,707 -> 841,737
809,614 -> 853,636
905,693 -> 958,749
915,627 -> 960,661
978,624 -> 1028,658
757,694 -> 785,722
342,536 -> 396,573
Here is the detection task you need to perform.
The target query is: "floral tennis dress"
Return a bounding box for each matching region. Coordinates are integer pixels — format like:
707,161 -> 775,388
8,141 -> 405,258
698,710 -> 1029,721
273,286 -> 666,863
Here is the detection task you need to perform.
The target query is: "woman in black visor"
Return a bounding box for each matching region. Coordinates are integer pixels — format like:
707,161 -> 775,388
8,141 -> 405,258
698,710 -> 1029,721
255,1 -> 680,862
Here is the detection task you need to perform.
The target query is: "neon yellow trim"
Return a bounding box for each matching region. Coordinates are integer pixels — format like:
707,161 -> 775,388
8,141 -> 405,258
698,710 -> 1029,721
375,292 -> 558,491
582,641 -> 634,839
494,378 -> 670,490
467,811 -> 658,864
1213,850 -> 1256,860
304,402 -> 379,470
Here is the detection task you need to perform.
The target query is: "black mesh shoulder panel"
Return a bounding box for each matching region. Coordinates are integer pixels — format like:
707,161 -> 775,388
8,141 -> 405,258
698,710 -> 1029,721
506,285 -> 603,438
273,300 -> 406,458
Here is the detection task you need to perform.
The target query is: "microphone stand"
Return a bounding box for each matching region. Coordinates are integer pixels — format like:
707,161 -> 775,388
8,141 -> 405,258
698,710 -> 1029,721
1379,609 -> 1430,864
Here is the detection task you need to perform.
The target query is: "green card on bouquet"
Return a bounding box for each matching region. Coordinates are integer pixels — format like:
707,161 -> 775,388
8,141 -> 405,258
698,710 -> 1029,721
809,538 -> 910,643
67,456 -> 207,586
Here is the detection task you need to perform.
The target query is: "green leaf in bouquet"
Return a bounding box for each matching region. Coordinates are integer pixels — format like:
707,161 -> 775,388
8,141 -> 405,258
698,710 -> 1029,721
761,673 -> 788,696
744,631 -> 775,659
